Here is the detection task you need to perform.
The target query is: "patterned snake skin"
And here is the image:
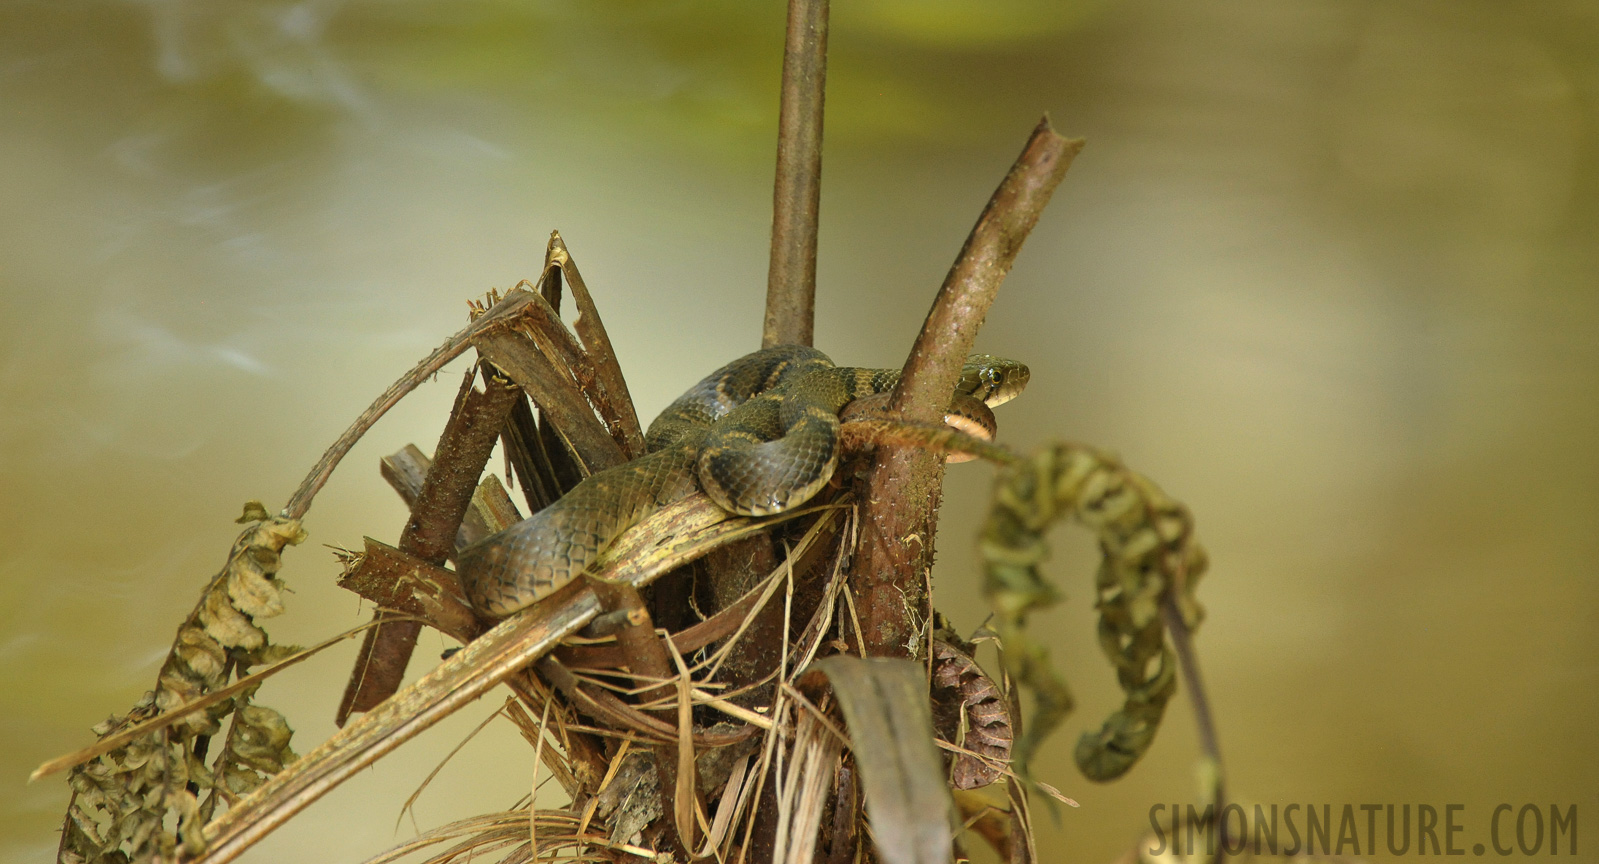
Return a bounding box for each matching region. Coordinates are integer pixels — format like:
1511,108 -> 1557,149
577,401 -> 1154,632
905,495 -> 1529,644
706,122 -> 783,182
456,346 -> 1029,616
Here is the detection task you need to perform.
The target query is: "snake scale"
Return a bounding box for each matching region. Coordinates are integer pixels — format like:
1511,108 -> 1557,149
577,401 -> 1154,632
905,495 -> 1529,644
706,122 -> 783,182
456,346 -> 1029,616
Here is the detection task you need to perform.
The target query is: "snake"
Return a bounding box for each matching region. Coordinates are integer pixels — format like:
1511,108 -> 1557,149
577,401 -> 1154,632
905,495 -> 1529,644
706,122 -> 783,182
456,346 -> 1029,617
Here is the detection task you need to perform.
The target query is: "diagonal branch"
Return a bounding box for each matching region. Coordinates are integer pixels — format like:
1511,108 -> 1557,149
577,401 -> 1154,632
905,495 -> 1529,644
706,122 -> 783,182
281,291 -> 536,520
849,118 -> 1083,657
891,118 -> 1082,422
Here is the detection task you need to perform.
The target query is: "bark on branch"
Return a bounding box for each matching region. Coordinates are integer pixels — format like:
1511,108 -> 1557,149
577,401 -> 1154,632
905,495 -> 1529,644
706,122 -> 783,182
849,118 -> 1083,656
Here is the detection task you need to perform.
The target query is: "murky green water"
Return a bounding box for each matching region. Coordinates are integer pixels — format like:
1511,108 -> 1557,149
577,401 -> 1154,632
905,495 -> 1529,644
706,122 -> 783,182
3,2 -> 1596,861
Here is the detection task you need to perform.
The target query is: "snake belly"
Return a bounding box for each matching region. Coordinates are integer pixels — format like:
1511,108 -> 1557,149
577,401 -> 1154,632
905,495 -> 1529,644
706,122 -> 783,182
456,346 -> 1028,617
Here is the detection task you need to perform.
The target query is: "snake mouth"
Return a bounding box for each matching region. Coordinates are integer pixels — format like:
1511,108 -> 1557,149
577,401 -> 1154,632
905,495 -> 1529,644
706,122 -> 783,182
942,400 -> 998,464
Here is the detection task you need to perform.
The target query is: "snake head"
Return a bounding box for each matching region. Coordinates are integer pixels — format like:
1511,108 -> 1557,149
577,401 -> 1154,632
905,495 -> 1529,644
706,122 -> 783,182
960,355 -> 1030,407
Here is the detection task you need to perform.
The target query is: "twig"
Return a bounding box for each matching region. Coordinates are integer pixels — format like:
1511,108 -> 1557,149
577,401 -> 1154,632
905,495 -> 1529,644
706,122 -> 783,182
891,117 -> 1081,422
407,369 -> 521,559
1161,592 -> 1227,864
849,117 -> 1082,656
763,0 -> 830,349
337,367 -> 522,725
282,291 -> 536,519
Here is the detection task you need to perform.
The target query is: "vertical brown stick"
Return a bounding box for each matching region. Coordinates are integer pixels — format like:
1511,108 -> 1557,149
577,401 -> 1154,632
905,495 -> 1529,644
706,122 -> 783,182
850,118 -> 1082,656
763,0 -> 829,349
729,21 -> 833,853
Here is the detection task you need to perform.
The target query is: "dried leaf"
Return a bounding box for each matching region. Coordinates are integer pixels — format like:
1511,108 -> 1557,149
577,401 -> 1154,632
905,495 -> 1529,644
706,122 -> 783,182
55,511 -> 305,864
980,443 -> 1207,783
811,656 -> 955,864
930,638 -> 1012,790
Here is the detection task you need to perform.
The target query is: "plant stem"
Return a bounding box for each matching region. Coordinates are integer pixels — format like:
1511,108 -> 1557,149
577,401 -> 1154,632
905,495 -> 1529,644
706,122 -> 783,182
1161,593 -> 1228,864
282,291 -> 535,520
763,0 -> 829,349
890,118 -> 1082,422
850,118 -> 1083,656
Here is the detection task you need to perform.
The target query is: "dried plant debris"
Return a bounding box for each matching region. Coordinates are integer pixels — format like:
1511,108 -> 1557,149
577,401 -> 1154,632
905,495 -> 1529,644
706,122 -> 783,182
929,636 -> 1012,790
981,443 -> 1207,783
60,502 -> 304,864
591,749 -> 662,847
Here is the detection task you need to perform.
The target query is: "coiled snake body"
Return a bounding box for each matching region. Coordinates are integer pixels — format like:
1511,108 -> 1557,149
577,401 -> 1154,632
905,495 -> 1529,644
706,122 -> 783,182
457,346 -> 1028,616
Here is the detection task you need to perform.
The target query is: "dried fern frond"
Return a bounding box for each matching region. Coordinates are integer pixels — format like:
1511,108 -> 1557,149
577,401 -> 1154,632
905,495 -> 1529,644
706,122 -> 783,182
57,503 -> 304,864
981,443 -> 1207,783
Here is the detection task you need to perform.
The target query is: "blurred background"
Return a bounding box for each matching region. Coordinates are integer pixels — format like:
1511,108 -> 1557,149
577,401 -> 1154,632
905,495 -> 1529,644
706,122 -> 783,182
3,1 -> 1597,861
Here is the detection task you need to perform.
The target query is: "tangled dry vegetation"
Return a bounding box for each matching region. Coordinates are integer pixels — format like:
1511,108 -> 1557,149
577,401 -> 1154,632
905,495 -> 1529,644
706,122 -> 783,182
37,109 -> 1323,864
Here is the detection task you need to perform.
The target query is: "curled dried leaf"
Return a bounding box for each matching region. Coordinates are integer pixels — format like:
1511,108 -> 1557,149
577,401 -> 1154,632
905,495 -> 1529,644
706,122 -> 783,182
930,638 -> 1012,790
980,443 -> 1207,783
57,508 -> 304,864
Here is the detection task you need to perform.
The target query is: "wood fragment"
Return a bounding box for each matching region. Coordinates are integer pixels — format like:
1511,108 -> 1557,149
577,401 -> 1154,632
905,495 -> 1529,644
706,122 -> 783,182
508,285 -> 641,461
469,475 -> 524,538
825,761 -> 858,864
501,392 -> 563,514
336,538 -> 479,644
337,368 -> 521,725
382,444 -> 498,550
473,327 -> 627,476
547,231 -> 646,456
